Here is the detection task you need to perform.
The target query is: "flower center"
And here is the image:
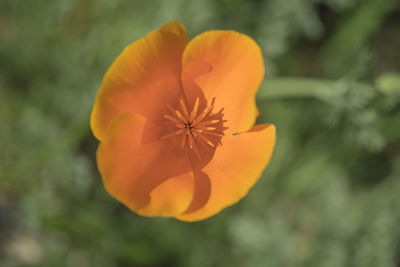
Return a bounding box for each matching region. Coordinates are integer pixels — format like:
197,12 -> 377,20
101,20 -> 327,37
160,96 -> 225,156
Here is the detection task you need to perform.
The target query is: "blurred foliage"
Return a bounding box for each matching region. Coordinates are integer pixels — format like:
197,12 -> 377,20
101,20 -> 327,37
1,0 -> 400,266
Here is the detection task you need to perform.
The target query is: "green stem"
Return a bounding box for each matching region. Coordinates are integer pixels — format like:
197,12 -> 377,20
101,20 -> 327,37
258,74 -> 400,99
257,78 -> 344,99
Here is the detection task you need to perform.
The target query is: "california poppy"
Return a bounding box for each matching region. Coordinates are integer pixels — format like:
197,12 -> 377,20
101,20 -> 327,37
90,22 -> 276,222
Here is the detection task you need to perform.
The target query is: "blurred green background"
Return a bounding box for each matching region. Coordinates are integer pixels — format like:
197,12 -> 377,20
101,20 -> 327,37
1,0 -> 400,266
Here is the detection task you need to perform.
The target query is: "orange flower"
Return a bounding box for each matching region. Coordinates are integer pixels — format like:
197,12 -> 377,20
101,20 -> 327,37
90,22 -> 276,222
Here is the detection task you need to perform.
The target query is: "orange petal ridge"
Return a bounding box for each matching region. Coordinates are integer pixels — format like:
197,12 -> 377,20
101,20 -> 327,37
91,22 -> 188,141
97,113 -> 195,217
176,124 -> 276,222
182,30 -> 264,134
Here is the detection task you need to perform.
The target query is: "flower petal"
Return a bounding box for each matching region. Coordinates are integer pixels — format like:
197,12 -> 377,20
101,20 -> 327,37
182,30 -> 264,133
91,21 -> 188,141
137,172 -> 195,217
176,124 -> 276,222
97,113 -> 195,217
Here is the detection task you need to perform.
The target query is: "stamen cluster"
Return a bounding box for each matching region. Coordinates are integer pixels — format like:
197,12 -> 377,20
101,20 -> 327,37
161,96 -> 225,155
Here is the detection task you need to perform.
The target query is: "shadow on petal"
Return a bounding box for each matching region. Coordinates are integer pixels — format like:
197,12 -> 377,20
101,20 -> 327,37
182,171 -> 211,214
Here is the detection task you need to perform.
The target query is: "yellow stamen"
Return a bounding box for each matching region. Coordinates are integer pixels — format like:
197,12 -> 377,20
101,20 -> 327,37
164,114 -> 180,124
196,126 -> 216,131
197,132 -> 215,147
161,95 -> 225,155
179,97 -> 189,119
197,119 -> 220,126
205,131 -> 224,137
188,134 -> 194,149
180,134 -> 187,148
175,110 -> 186,123
192,108 -> 208,125
189,97 -> 199,122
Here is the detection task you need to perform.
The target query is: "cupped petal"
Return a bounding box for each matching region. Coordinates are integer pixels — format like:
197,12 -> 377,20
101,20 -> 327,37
137,172 -> 195,217
176,124 -> 276,222
97,113 -> 195,217
91,21 -> 188,141
182,30 -> 264,133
